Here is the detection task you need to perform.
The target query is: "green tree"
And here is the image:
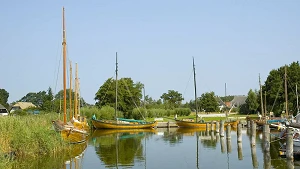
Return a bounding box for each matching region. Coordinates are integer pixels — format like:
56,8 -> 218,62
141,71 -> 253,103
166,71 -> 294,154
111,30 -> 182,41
245,89 -> 259,114
0,89 -> 9,108
19,91 -> 47,107
199,92 -> 219,112
263,62 -> 300,116
41,87 -> 54,111
95,77 -> 143,116
160,90 -> 184,109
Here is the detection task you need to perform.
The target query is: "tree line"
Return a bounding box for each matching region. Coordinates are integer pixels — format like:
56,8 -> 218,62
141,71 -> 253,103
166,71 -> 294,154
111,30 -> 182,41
2,61 -> 298,118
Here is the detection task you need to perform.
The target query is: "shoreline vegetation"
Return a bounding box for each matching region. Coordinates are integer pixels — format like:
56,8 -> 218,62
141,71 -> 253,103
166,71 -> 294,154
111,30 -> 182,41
0,113 -> 75,168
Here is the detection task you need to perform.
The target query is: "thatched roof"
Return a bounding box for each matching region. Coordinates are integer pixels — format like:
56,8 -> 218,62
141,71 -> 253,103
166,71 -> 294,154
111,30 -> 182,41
12,102 -> 36,109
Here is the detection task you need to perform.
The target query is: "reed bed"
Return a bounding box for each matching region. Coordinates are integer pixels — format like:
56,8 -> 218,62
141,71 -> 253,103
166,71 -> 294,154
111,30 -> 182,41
0,113 -> 71,164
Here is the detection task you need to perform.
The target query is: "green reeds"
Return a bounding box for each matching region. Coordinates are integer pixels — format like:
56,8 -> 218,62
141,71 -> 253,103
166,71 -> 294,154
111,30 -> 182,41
0,114 -> 71,161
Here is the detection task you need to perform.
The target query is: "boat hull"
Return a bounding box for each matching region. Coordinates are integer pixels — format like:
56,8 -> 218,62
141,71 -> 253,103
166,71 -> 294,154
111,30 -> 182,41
60,128 -> 87,144
52,120 -> 88,144
175,120 -> 238,128
92,119 -> 157,129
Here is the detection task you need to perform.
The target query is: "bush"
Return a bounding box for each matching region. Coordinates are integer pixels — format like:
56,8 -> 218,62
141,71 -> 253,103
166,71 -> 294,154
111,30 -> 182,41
81,106 -> 123,120
175,108 -> 191,116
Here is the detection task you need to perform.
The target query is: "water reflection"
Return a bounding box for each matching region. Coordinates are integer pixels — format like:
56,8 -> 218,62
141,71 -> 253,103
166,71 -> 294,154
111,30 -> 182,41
91,129 -> 156,168
10,128 -> 300,169
63,143 -> 86,169
237,142 -> 243,160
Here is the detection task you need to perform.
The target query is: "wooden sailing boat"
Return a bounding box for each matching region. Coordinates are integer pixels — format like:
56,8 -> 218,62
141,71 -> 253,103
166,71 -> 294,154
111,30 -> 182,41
52,7 -> 87,144
91,52 -> 157,129
71,63 -> 89,131
175,57 -> 238,128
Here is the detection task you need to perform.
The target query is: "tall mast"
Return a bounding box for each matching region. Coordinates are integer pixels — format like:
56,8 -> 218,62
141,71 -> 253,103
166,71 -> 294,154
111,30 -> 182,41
78,78 -> 81,118
225,83 -> 227,120
297,84 -> 299,115
62,7 -> 67,124
193,57 -> 198,123
285,65 -> 288,117
264,91 -> 267,117
69,61 -> 72,120
74,63 -> 78,119
259,74 -> 264,117
115,52 -> 118,120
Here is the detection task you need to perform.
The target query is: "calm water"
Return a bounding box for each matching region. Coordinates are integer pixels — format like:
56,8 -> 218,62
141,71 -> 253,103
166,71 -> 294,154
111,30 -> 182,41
12,128 -> 300,169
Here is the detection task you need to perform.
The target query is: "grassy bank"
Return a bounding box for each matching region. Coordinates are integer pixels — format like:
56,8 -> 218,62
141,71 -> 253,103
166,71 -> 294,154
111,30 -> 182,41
0,113 -> 73,167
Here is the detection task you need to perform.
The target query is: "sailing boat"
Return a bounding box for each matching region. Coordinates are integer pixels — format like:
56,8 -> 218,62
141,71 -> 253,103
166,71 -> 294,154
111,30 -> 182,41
72,63 -> 89,131
175,57 -> 238,128
52,7 -> 87,144
91,53 -> 157,129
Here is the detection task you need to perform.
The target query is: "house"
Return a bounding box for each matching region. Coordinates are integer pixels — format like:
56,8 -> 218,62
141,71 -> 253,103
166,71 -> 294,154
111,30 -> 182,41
10,102 -> 36,113
0,104 -> 8,116
218,95 -> 247,111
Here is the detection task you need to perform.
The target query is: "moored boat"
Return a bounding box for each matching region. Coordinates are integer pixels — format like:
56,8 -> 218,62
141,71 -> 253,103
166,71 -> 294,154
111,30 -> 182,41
91,53 -> 157,129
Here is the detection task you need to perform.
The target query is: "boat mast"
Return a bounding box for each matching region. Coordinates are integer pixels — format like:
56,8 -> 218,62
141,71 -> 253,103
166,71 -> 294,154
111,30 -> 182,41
259,74 -> 264,117
264,91 -> 267,117
297,84 -> 299,115
78,78 -> 81,119
225,83 -> 227,120
115,52 -> 118,120
74,63 -> 78,120
62,7 -> 67,124
285,65 -> 289,117
193,57 -> 198,123
69,61 -> 72,120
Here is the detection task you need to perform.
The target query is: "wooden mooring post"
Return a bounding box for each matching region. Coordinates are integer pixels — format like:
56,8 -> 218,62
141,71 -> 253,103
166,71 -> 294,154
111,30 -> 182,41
226,124 -> 232,153
247,120 -> 251,128
238,142 -> 243,160
286,127 -> 294,161
220,120 -> 225,137
220,137 -> 226,153
251,120 -> 256,146
226,124 -> 231,139
210,121 -> 214,131
263,124 -> 270,152
250,120 -> 258,168
215,121 -> 220,133
237,123 -> 242,143
206,123 -> 209,132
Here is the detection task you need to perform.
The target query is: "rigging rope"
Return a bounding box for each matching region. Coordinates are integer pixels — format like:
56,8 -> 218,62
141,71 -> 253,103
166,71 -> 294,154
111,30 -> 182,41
182,68 -> 194,100
270,88 -> 281,112
121,78 -> 145,120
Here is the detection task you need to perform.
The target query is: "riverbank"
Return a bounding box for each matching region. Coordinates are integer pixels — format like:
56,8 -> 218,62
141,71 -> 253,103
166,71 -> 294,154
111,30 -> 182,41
0,113 -> 73,167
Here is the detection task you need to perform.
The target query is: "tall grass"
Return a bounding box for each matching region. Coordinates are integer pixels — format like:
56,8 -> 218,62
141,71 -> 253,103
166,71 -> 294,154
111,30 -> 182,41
0,113 -> 71,161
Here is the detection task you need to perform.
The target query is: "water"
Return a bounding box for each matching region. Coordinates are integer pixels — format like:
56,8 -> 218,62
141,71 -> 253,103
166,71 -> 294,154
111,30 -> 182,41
12,128 -> 299,169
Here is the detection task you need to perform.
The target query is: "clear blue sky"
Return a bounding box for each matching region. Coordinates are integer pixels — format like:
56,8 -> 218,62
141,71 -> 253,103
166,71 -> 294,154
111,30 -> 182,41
1,0 -> 300,104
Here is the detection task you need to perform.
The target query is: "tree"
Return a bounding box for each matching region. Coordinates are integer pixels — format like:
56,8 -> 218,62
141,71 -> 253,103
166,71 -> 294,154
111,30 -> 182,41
19,91 -> 47,107
263,62 -> 300,116
245,89 -> 259,114
95,77 -> 143,116
0,89 -> 9,108
160,90 -> 184,109
41,87 -> 54,111
198,92 -> 219,112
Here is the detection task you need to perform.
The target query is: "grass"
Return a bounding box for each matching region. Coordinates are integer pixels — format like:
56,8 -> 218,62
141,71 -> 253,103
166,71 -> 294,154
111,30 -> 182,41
0,113 -> 74,167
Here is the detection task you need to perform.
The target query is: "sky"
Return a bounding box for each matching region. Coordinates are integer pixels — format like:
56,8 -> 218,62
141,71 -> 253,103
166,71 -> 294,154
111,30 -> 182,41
0,0 -> 300,104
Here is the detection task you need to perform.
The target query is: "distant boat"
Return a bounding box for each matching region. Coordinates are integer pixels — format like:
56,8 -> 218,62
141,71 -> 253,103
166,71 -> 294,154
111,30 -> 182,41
52,7 -> 87,144
92,53 -> 157,129
175,57 -> 238,128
